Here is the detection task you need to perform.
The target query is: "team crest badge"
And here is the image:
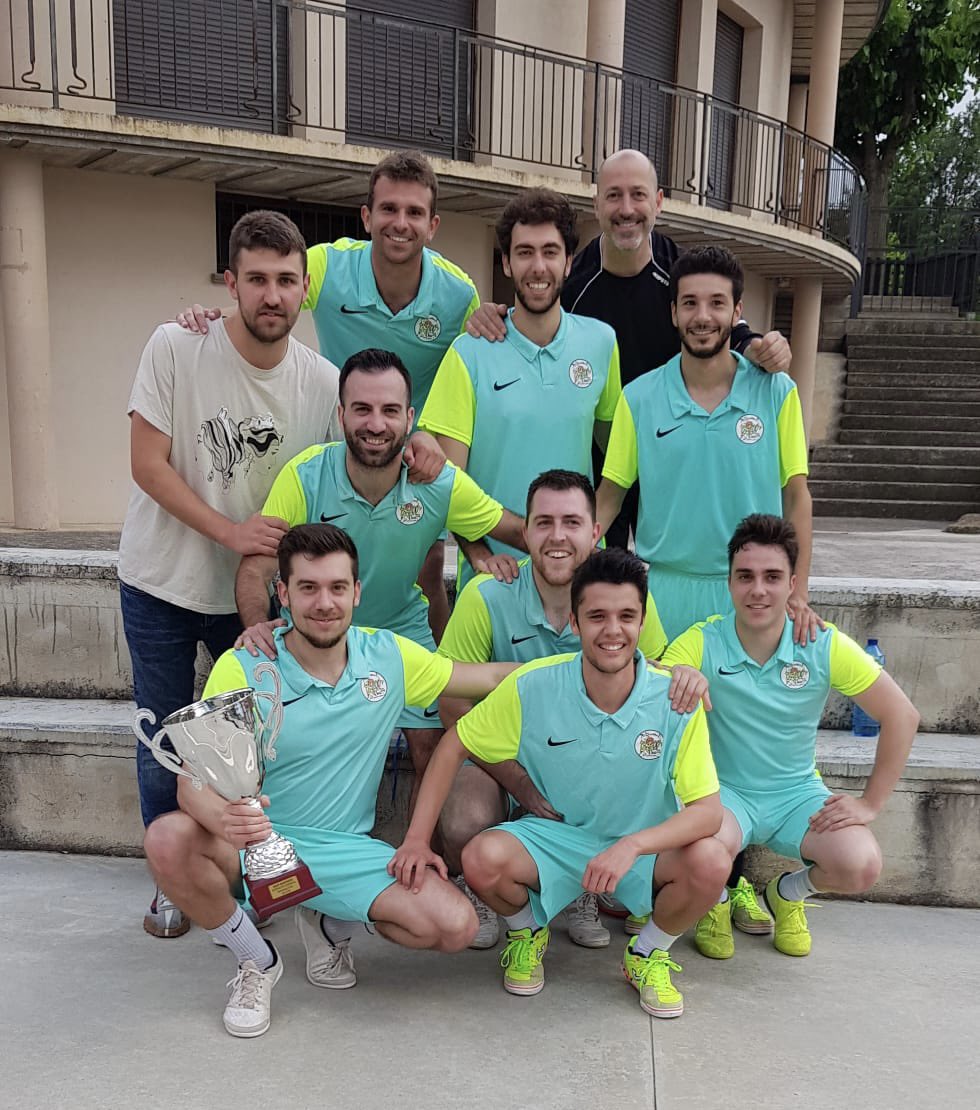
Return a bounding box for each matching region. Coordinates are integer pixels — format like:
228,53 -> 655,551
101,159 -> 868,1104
569,359 -> 594,388
634,730 -> 664,760
395,498 -> 424,525
415,315 -> 441,342
361,672 -> 388,702
735,414 -> 764,444
780,662 -> 810,689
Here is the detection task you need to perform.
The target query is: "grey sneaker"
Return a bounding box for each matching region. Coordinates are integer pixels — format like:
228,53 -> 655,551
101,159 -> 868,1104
565,892 -> 611,948
223,944 -> 283,1038
453,875 -> 499,949
143,887 -> 190,938
295,906 -> 356,989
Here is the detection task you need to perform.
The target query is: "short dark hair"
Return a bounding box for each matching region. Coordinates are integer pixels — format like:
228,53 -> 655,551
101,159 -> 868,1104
570,548 -> 648,617
526,469 -> 596,521
367,150 -> 438,215
669,245 -> 744,305
338,348 -> 413,408
727,513 -> 798,573
228,210 -> 307,275
496,187 -> 579,257
277,524 -> 359,584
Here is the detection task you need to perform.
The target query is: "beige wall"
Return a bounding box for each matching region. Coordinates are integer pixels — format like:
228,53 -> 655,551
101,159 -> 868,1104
0,310 -> 11,524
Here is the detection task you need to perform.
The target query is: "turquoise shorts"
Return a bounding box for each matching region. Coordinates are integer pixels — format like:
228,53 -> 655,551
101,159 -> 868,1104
241,826 -> 396,922
486,816 -> 657,924
648,567 -> 731,642
721,778 -> 831,861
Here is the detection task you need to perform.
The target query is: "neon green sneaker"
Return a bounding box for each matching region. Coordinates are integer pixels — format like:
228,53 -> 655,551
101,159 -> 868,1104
693,900 -> 735,959
624,913 -> 650,935
764,876 -> 813,957
729,876 -> 773,935
500,925 -> 550,995
622,937 -> 683,1018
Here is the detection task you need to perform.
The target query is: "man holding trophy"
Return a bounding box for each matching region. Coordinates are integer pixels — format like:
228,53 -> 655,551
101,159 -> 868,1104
142,523 -> 515,1038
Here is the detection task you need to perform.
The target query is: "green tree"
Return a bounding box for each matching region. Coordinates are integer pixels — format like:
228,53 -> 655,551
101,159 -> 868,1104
890,96 -> 980,213
835,0 -> 980,247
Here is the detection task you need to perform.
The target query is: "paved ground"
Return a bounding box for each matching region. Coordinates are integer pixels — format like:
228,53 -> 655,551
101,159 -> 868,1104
3,851 -> 978,1110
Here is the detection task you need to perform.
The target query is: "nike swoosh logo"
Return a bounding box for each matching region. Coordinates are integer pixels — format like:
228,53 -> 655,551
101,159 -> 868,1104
340,305 -> 370,314
547,737 -> 578,747
511,634 -> 535,645
656,425 -> 682,438
718,667 -> 740,676
230,916 -> 243,933
281,694 -> 310,706
423,707 -> 440,719
320,513 -> 346,523
493,378 -> 520,391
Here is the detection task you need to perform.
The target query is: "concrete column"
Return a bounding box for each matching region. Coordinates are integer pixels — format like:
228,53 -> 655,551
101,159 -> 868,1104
790,275 -> 822,441
586,0 -> 625,67
584,0 -> 626,171
806,0 -> 845,145
0,151 -> 59,528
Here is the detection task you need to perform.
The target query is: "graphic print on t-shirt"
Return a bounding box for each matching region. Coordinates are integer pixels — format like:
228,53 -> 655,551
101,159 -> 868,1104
198,406 -> 284,490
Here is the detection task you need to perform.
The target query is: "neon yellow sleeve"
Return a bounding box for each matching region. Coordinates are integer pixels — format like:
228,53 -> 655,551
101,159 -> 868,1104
303,243 -> 328,311
460,289 -> 480,333
828,626 -> 882,697
203,651 -> 249,698
394,634 -> 455,708
659,622 -> 707,669
673,705 -> 719,803
456,668 -> 524,763
776,385 -> 809,486
600,392 -> 638,489
418,345 -> 476,446
446,464 -> 504,541
595,339 -> 623,422
260,445 -> 321,526
438,577 -> 494,663
637,592 -> 668,660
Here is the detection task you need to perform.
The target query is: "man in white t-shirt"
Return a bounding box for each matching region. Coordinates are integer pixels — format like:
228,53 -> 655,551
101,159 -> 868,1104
121,212 -> 344,939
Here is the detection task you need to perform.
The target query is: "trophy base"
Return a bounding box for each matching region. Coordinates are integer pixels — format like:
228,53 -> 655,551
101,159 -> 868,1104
247,863 -> 322,920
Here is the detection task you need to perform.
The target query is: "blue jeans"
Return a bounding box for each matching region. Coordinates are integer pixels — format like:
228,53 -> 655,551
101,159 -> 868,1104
120,581 -> 242,827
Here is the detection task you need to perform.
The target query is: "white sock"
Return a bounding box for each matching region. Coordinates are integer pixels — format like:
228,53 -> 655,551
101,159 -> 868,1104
320,914 -> 355,945
633,917 -> 679,957
777,867 -> 818,903
208,907 -> 274,969
503,903 -> 539,933
718,887 -> 730,904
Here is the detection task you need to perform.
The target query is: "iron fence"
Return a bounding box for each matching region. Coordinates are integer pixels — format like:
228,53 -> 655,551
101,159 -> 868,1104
2,0 -> 866,252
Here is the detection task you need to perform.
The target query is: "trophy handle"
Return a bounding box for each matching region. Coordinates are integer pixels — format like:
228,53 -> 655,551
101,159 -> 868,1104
131,708 -> 204,790
253,662 -> 284,763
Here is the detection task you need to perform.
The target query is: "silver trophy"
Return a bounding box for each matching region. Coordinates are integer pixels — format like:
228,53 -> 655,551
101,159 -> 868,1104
133,661 -> 321,918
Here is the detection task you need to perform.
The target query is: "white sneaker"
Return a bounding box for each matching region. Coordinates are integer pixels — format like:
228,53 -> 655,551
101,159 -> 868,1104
295,907 -> 356,989
223,945 -> 283,1038
565,893 -> 611,948
453,875 -> 499,949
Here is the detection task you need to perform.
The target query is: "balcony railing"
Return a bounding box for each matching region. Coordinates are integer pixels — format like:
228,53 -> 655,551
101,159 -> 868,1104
2,0 -> 866,254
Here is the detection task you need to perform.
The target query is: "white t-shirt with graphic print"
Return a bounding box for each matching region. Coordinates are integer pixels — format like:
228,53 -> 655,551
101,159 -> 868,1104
118,318 -> 340,613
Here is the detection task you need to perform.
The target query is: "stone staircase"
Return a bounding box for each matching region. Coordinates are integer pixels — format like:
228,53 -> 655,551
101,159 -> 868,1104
810,307 -> 980,520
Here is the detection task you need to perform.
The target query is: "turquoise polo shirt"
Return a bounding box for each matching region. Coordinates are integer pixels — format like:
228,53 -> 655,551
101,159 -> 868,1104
661,615 -> 881,793
203,625 -> 453,833
602,353 -> 808,577
262,443 -> 504,646
420,308 -> 621,584
457,652 -> 717,840
439,558 -> 668,664
303,239 -> 479,415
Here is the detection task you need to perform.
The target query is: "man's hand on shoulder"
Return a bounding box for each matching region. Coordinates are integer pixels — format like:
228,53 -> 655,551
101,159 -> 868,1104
471,551 -> 520,583
744,331 -> 791,374
404,430 -> 446,484
235,619 -> 286,660
175,304 -> 223,334
662,664 -> 712,714
787,593 -> 825,645
224,512 -> 289,557
464,302 -> 509,341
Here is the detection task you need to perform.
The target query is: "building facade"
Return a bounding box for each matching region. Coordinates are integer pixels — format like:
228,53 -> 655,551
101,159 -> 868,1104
0,0 -> 882,529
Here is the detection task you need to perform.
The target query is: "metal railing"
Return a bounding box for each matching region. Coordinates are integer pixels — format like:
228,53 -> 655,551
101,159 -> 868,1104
2,0 -> 866,252
860,208 -> 980,316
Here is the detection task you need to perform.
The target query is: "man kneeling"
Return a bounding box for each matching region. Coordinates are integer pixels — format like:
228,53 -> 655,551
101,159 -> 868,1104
392,548 -> 726,1019
143,524 -> 513,1038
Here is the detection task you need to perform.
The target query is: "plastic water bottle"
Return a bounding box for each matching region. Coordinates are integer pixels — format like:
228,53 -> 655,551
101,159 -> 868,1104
851,639 -> 885,738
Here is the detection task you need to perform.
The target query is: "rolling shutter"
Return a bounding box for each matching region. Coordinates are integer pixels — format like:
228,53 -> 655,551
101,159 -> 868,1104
707,12 -> 743,209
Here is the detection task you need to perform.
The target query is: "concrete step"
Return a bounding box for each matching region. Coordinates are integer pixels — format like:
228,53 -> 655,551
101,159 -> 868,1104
846,371 -> 980,390
812,497 -> 974,520
809,480 -> 980,503
845,386 -> 980,403
847,318 -> 980,336
842,400 -> 980,418
839,414 -> 980,433
809,461 -> 980,484
846,331 -> 980,349
810,443 -> 980,465
839,429 -> 980,447
847,358 -> 980,375
845,345 -> 980,363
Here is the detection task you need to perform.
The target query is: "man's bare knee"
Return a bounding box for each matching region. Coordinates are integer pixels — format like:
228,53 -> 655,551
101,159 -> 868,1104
144,811 -> 204,880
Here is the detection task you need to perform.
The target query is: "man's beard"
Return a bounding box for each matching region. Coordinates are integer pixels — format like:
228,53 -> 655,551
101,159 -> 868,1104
680,324 -> 732,361
345,428 -> 407,469
240,305 -> 295,344
514,280 -> 562,316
